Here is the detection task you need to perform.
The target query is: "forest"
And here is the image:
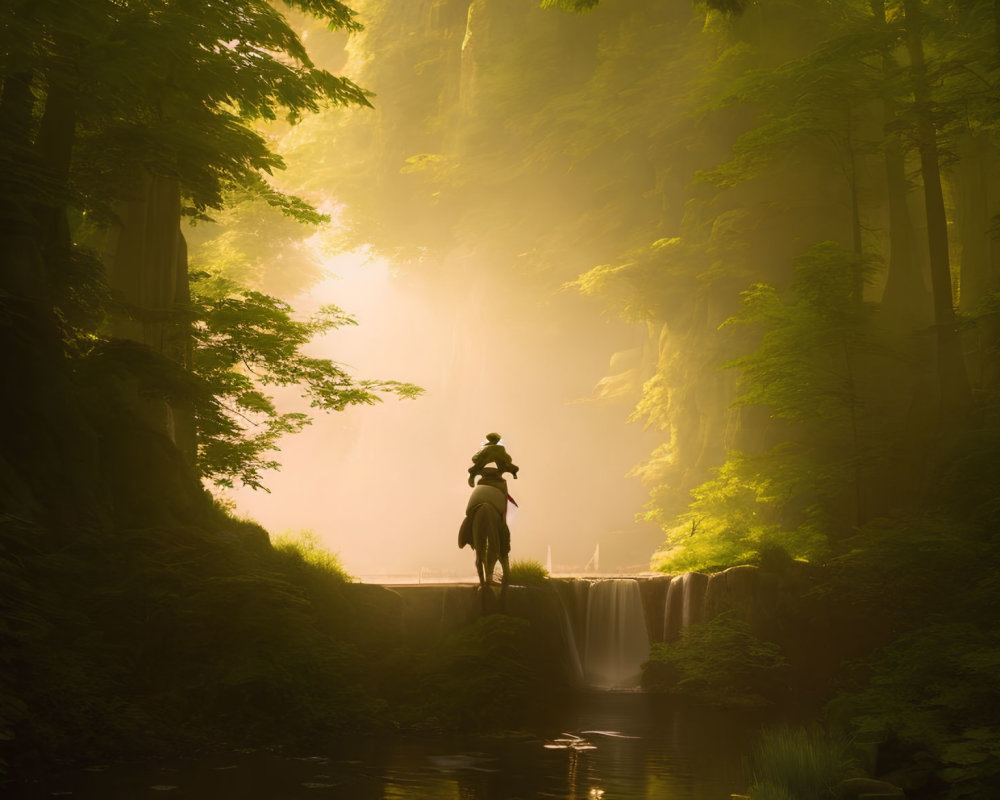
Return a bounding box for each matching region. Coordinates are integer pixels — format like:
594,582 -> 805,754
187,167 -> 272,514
1,0 -> 999,798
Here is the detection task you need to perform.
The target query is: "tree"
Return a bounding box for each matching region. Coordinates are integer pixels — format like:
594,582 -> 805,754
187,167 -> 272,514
0,0 -> 413,517
651,243 -> 874,572
900,0 -> 973,417
188,273 -> 420,490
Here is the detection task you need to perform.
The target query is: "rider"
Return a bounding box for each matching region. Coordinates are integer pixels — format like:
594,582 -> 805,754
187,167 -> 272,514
467,432 -> 519,488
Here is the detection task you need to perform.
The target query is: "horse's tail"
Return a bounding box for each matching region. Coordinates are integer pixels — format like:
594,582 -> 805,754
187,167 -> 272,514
458,514 -> 474,549
471,502 -> 501,559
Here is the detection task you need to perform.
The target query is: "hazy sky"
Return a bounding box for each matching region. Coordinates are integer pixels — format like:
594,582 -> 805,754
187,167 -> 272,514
227,246 -> 662,579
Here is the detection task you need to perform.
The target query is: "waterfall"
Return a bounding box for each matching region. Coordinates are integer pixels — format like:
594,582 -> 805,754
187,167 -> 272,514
581,579 -> 650,690
680,571 -> 709,629
554,590 -> 585,686
663,575 -> 683,642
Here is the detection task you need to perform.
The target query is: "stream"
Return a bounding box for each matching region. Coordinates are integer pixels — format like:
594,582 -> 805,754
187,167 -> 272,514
8,692 -> 779,799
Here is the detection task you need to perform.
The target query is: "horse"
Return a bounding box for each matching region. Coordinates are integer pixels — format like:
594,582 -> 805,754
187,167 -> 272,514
458,470 -> 511,604
471,501 -> 509,590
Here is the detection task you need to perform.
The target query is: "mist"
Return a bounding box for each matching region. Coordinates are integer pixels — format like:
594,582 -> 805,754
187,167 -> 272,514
227,247 -> 662,578
193,0 -> 687,578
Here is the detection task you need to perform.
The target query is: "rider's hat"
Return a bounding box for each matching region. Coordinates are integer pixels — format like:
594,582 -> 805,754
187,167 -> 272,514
485,432 -> 501,444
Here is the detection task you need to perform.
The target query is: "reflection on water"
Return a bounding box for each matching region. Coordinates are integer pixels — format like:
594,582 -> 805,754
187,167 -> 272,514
8,693 -> 775,799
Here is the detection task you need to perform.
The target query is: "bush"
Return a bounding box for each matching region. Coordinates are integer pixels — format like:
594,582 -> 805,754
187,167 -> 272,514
747,726 -> 858,800
0,515 -> 378,774
827,622 -> 1000,800
642,611 -> 787,706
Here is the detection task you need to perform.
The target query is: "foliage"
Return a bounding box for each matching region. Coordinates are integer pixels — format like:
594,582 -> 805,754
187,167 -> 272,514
0,508 -> 378,772
0,505 -> 568,774
746,726 -> 858,800
82,0 -> 367,220
828,623 -> 1000,799
184,193 -> 332,297
189,272 -> 422,489
724,242 -> 876,422
642,611 -> 787,706
571,237 -> 702,324
376,614 -> 564,733
271,528 -> 353,582
5,0 -> 1000,786
508,559 -> 549,586
698,5 -> 886,191
650,243 -> 876,572
0,0 -> 370,225
0,0 -> 405,504
824,515 -> 991,629
650,447 -> 833,573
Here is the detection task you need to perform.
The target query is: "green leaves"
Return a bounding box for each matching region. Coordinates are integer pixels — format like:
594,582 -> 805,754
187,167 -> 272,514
649,243 -> 876,571
726,243 -> 875,422
831,622 -> 1000,798
2,0 -> 372,218
188,273 -> 422,490
643,611 -> 788,706
572,237 -> 702,323
699,6 -> 890,189
650,446 -> 834,573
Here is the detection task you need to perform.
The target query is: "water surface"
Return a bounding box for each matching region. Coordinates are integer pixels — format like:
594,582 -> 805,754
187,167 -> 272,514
10,693 -> 774,799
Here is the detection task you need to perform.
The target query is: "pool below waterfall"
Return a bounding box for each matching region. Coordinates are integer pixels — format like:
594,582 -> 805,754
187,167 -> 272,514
9,692 -> 781,800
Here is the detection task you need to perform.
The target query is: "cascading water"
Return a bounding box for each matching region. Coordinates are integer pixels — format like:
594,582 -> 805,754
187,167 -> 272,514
680,571 -> 709,629
580,579 -> 650,690
662,575 -> 683,642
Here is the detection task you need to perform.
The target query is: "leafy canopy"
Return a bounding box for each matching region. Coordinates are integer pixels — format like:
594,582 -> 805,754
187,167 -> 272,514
651,243 -> 874,572
190,272 -> 422,490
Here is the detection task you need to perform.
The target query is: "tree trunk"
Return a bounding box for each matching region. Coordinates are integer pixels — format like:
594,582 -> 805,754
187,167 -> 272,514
952,132 -> 999,314
106,172 -> 197,464
0,68 -> 102,523
34,73 -> 77,256
880,136 -> 934,324
871,0 -> 932,325
902,0 -> 972,416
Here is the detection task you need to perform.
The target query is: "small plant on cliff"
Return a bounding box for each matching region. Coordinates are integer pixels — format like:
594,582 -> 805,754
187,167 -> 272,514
642,611 -> 787,706
508,559 -> 549,586
271,528 -> 352,582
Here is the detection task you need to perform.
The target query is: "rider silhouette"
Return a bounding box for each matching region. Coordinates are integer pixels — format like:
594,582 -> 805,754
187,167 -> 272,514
467,432 -> 519,487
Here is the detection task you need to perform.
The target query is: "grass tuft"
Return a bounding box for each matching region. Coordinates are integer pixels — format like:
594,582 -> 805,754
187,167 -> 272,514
271,528 -> 352,581
747,726 -> 857,799
508,559 -> 549,586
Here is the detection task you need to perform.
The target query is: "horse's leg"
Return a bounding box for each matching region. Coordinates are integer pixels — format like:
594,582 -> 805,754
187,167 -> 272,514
496,552 -> 509,611
499,553 -> 509,588
473,506 -> 488,589
486,508 -> 503,587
